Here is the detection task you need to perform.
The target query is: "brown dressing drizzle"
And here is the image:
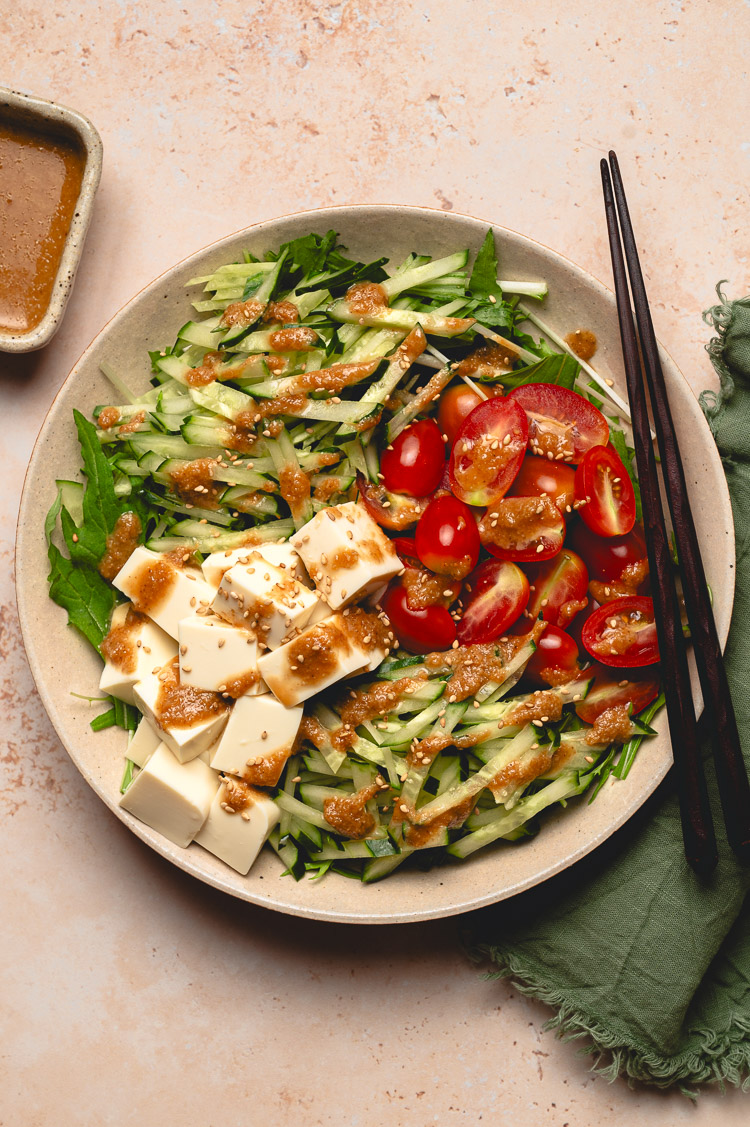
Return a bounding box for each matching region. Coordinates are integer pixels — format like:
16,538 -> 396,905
169,458 -> 221,509
268,325 -> 318,352
403,794 -> 476,848
424,624 -> 545,702
98,407 -> 121,430
323,782 -> 380,839
278,464 -> 311,513
219,775 -> 259,818
98,512 -> 142,581
128,553 -> 179,617
589,558 -> 649,606
456,342 -> 517,377
243,747 -> 290,787
224,669 -> 260,699
488,752 -> 551,800
0,119 -> 85,333
117,410 -> 146,435
564,329 -> 597,362
100,605 -> 149,672
478,495 -> 561,552
346,281 -> 388,315
585,705 -> 634,746
402,565 -> 459,610
503,689 -> 563,728
262,300 -> 299,324
220,298 -> 264,329
155,658 -> 230,729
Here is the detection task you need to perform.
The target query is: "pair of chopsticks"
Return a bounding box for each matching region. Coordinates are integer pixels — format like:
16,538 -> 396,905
601,152 -> 750,874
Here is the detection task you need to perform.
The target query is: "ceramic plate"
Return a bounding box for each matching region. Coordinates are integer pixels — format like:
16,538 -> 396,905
16,206 -> 735,924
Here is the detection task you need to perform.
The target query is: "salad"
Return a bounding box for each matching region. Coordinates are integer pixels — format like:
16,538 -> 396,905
45,228 -> 664,884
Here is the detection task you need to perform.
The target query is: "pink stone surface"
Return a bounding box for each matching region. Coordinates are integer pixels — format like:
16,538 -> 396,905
2,2 -> 749,1122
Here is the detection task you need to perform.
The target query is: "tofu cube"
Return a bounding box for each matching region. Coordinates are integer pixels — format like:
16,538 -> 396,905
194,778 -> 280,874
134,659 -> 231,763
290,502 -> 402,610
257,614 -> 367,707
211,559 -> 317,650
178,614 -> 266,696
201,542 -> 305,588
210,695 -> 303,786
126,717 -> 162,769
112,546 -> 216,640
99,602 -> 177,705
119,742 -> 219,848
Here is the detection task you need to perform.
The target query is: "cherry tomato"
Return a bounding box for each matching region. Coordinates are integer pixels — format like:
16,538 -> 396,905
449,397 -> 528,507
380,582 -> 456,653
390,537 -> 421,566
575,664 -> 659,725
574,445 -> 636,537
457,559 -> 530,645
508,454 -> 576,513
524,623 -> 580,686
357,472 -> 429,530
380,418 -> 445,497
415,494 -> 480,579
525,549 -> 589,627
437,383 -> 486,445
507,383 -> 609,463
568,522 -> 647,583
581,596 -> 659,668
479,495 -> 565,562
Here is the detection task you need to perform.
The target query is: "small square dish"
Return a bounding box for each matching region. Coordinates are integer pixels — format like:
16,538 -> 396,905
0,86 -> 102,353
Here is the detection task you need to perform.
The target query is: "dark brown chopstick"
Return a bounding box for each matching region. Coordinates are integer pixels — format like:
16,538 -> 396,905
607,152 -> 750,862
601,157 -> 718,874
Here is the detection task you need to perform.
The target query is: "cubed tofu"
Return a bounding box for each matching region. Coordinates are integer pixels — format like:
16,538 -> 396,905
119,742 -> 219,848
126,716 -> 161,769
133,659 -> 231,763
257,614 -> 365,707
194,777 -> 280,874
210,695 -> 303,786
290,502 -> 402,610
112,546 -> 216,640
211,559 -> 317,649
99,602 -> 177,705
200,542 -> 305,588
178,614 -> 266,696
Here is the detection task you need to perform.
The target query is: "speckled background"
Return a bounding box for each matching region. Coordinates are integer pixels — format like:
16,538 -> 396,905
2,1 -> 749,1123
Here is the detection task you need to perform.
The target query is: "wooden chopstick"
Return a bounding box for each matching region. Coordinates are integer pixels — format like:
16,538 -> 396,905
607,152 -> 750,862
600,157 -> 718,874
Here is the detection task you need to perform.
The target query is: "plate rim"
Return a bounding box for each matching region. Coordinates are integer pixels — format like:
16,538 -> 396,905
15,204 -> 735,924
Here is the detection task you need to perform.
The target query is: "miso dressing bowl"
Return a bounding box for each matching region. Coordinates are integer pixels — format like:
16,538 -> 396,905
0,86 -> 102,354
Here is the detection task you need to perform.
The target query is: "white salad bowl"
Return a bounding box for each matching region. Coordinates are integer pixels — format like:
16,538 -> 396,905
15,205 -> 735,924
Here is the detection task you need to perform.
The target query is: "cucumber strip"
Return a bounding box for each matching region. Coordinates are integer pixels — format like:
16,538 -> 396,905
362,853 -> 411,883
189,382 -> 255,421
126,432 -> 222,461
188,261 -> 275,288
265,431 -> 313,529
412,726 -> 540,825
99,362 -> 138,404
448,771 -> 590,859
385,364 -> 454,443
377,699 -> 446,748
144,490 -> 234,526
380,250 -> 469,300
274,791 -> 331,830
401,701 -> 468,807
55,480 -> 84,526
328,300 -> 475,338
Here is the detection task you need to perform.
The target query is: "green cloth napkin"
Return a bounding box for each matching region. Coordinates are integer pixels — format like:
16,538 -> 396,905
470,287 -> 750,1093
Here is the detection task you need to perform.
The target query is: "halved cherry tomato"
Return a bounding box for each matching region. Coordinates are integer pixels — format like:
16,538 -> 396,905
581,595 -> 659,668
479,495 -> 565,562
574,444 -> 636,537
508,454 -> 576,513
507,383 -> 609,463
568,521 -> 647,583
523,623 -> 580,686
415,494 -> 480,579
357,472 -> 429,530
437,383 -> 486,445
457,559 -> 529,645
380,582 -> 456,653
390,537 -> 420,566
524,549 -> 589,627
575,664 -> 659,725
380,418 -> 445,497
449,397 -> 528,507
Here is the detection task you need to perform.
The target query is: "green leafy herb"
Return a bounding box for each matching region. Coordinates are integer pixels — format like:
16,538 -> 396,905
46,541 -> 117,651
499,352 -> 580,391
468,228 -> 504,301
91,707 -> 116,731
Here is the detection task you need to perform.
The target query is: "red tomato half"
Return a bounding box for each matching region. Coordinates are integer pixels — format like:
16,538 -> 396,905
357,472 -> 429,530
449,397 -> 528,507
507,383 -> 609,463
508,454 -> 576,513
437,383 -> 486,445
524,623 -> 580,687
415,494 -> 480,579
574,445 -> 636,537
380,419 -> 445,497
575,665 -> 659,725
525,549 -> 589,627
457,559 -> 530,645
380,583 -> 456,654
568,522 -> 647,583
479,495 -> 565,563
390,537 -> 420,566
581,596 -> 659,668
